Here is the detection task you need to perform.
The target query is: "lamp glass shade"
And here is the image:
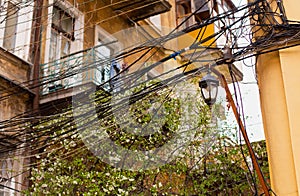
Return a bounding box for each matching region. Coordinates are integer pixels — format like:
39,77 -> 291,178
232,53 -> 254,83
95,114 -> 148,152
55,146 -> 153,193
199,73 -> 219,106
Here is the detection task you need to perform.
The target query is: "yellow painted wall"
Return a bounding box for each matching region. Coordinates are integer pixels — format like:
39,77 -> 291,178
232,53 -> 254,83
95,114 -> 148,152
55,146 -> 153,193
177,24 -> 215,50
257,52 -> 298,195
279,46 -> 300,194
256,1 -> 300,195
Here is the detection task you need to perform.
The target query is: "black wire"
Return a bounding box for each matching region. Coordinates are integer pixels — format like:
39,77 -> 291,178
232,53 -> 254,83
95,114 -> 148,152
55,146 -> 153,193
0,1 -> 296,193
228,64 -> 258,195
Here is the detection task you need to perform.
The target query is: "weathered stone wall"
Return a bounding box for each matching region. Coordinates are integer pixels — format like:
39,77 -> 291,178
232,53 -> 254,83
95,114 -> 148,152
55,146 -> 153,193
0,48 -> 33,195
0,47 -> 32,119
0,48 -> 31,84
0,91 -> 31,120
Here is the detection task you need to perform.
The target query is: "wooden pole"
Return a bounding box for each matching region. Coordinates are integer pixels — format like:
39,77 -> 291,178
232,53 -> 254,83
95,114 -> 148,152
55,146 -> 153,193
211,68 -> 270,196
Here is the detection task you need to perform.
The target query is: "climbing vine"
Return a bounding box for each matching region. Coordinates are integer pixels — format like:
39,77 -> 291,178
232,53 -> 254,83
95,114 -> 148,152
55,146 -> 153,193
25,81 -> 269,195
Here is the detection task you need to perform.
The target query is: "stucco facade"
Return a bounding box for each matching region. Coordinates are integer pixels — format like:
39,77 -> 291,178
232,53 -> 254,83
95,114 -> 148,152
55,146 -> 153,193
256,1 -> 300,195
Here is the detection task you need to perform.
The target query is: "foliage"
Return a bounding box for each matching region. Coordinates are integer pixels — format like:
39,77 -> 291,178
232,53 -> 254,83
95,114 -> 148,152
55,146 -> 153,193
25,82 -> 269,195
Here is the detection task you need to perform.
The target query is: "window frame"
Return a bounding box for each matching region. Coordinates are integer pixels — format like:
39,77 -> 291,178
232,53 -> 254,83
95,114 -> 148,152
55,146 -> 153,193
51,5 -> 75,41
91,25 -> 121,87
44,0 -> 84,64
3,1 -> 18,51
0,154 -> 15,196
42,0 -> 84,93
176,0 -> 211,28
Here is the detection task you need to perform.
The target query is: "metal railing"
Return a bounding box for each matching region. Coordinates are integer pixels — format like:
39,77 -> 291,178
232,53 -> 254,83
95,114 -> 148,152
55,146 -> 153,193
40,45 -> 112,95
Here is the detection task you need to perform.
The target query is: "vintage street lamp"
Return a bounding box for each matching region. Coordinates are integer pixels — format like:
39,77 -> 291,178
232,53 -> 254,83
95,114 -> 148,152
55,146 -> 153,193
209,68 -> 270,196
199,72 -> 219,107
199,68 -> 270,195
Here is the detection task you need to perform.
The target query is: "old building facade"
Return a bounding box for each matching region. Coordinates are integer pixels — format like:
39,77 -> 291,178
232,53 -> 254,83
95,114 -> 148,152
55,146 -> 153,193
0,0 -> 172,193
0,0 -> 244,194
0,48 -> 33,194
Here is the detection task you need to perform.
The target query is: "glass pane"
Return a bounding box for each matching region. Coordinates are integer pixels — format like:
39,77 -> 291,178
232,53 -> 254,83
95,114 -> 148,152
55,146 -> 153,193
96,39 -> 111,59
3,2 -> 18,50
61,14 -> 73,34
194,0 -> 209,13
1,161 -> 6,177
52,6 -> 74,35
49,30 -> 59,62
201,88 -> 210,99
210,85 -> 218,99
61,37 -> 70,57
95,43 -> 111,84
52,6 -> 60,28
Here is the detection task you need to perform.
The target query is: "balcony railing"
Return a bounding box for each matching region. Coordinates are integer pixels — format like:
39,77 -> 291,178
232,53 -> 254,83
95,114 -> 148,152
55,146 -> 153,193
40,46 -> 111,95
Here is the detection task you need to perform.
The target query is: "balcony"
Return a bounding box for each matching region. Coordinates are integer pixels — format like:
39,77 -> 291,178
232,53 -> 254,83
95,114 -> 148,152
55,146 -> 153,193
103,0 -> 171,21
39,46 -> 111,104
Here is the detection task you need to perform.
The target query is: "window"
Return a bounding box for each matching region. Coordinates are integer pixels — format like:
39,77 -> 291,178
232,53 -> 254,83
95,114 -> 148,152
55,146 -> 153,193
3,1 -> 18,51
0,157 -> 15,196
52,6 -> 74,40
88,25 -> 121,90
94,34 -> 113,86
0,0 -> 34,59
96,35 -> 112,58
43,0 -> 84,93
49,6 -> 74,62
176,0 -> 210,29
194,0 -> 210,21
48,6 -> 74,91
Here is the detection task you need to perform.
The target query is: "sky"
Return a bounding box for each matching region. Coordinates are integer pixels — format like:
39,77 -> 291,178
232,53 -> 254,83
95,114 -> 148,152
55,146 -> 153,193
227,0 -> 265,142
226,60 -> 265,142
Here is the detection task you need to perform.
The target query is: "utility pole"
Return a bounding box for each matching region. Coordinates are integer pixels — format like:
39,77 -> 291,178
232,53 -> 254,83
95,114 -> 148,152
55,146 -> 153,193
31,0 -> 43,112
211,68 -> 270,196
